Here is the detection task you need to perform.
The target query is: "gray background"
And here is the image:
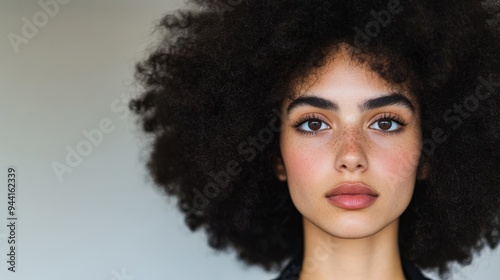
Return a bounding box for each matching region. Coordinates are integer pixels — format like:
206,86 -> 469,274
0,0 -> 499,279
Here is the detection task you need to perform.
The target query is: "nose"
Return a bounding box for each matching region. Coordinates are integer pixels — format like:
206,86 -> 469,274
335,127 -> 368,173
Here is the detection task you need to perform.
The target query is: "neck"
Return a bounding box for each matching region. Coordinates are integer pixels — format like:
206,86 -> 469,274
298,218 -> 405,280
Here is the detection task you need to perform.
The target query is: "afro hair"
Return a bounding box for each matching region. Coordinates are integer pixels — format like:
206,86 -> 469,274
129,0 -> 500,277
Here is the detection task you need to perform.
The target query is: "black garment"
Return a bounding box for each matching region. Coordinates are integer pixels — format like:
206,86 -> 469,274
271,254 -> 432,280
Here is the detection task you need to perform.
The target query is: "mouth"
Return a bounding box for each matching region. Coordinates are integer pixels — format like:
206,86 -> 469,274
325,182 -> 378,210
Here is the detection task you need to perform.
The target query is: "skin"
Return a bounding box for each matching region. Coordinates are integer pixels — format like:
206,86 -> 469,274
274,46 -> 426,280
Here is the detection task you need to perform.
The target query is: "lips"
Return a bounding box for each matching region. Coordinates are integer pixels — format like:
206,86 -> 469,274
326,183 -> 378,197
326,182 -> 378,210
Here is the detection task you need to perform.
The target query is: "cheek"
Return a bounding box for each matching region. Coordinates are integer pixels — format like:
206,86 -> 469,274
281,136 -> 332,182
283,144 -> 318,185
280,138 -> 331,203
372,141 -> 421,211
373,138 -> 422,183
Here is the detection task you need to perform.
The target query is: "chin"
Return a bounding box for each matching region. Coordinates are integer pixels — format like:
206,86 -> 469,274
325,225 -> 383,239
310,214 -> 398,240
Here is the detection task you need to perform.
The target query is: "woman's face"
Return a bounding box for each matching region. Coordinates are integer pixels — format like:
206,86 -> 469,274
277,49 -> 423,238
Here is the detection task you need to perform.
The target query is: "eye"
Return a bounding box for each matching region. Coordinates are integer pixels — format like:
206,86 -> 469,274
298,119 -> 330,132
369,114 -> 407,133
371,119 -> 400,131
291,114 -> 331,135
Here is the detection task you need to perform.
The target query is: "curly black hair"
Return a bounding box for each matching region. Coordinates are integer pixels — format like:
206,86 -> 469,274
129,0 -> 500,277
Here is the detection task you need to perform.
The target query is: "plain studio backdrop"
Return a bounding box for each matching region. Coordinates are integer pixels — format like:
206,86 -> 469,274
0,0 -> 499,279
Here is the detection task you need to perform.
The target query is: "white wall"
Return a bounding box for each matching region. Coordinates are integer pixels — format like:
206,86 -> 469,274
0,1 -> 498,279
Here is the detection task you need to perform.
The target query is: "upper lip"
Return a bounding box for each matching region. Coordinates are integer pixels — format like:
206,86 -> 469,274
326,182 -> 378,197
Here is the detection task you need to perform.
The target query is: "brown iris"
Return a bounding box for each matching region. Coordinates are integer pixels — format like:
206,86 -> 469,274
308,120 -> 322,131
377,120 -> 392,130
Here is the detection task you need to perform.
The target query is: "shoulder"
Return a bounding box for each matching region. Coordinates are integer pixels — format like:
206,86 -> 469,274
401,258 -> 433,280
270,255 -> 301,280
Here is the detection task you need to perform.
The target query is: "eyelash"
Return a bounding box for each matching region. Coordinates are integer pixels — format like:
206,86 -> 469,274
290,113 -> 408,136
375,113 -> 408,135
291,113 -> 328,136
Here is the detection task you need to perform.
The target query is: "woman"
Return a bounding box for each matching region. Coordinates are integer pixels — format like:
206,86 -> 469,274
270,45 -> 431,280
129,0 -> 500,279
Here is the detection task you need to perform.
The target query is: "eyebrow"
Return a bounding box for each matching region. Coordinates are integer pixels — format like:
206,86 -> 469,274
286,92 -> 415,115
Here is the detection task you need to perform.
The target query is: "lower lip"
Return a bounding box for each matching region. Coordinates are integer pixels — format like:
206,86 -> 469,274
327,195 -> 377,210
